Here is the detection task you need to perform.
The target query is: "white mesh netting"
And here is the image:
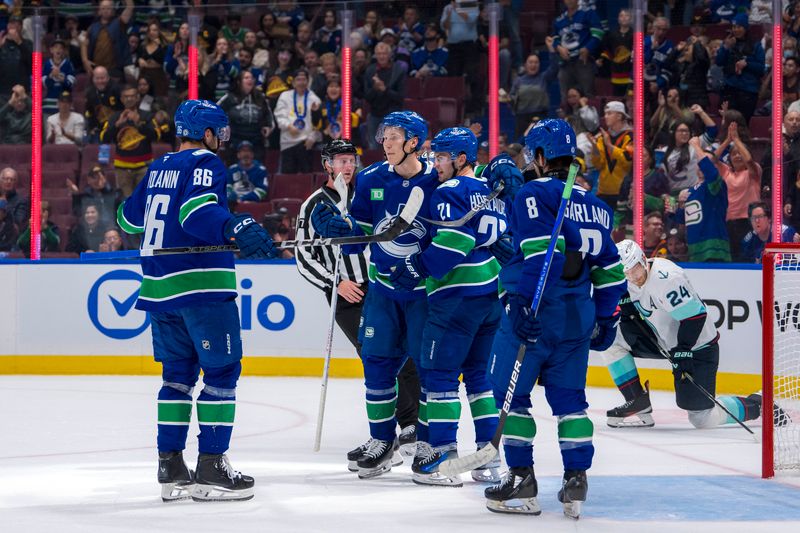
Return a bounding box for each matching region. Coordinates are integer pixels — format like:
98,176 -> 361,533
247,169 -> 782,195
771,252 -> 800,471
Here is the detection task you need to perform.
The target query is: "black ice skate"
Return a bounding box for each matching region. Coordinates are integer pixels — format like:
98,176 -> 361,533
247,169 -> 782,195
157,451 -> 194,502
398,425 -> 417,457
192,453 -> 254,502
348,438 -> 403,472
411,446 -> 462,487
747,393 -> 792,427
558,469 -> 588,519
471,444 -> 502,483
356,439 -> 395,479
484,466 -> 541,515
607,380 -> 655,428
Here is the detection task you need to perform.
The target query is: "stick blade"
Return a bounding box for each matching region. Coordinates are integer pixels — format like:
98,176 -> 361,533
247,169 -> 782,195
439,443 -> 499,477
399,186 -> 424,225
332,173 -> 348,213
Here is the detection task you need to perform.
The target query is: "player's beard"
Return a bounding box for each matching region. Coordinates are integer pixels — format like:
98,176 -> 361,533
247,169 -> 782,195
203,136 -> 220,154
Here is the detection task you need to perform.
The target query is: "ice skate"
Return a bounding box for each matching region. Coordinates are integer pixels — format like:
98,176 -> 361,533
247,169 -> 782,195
348,437 -> 402,472
398,425 -> 417,457
607,380 -> 655,428
192,453 -> 254,502
357,438 -> 395,479
471,444 -> 502,483
157,451 -> 194,502
747,393 -> 792,427
558,469 -> 588,519
411,447 -> 462,487
484,466 -> 541,515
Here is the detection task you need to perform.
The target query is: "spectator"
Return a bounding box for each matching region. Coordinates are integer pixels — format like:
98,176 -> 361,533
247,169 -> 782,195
614,146 -> 673,241
17,201 -> 60,257
136,76 -> 166,115
98,226 -> 125,253
165,22 -> 190,97
316,9 -> 342,55
742,202 -> 799,263
0,84 -> 31,144
356,10 -> 382,51
218,70 -> 274,162
441,0 -> 480,113
750,0 -> 773,24
66,202 -> 104,254
122,32 -> 141,85
642,211 -> 668,258
714,121 -> 762,261
42,39 -> 76,117
597,9 -> 633,97
274,68 -> 321,173
553,0 -> 604,100
137,22 -> 168,97
650,87 -> 694,149
510,39 -> 559,139
257,11 -> 279,51
227,141 -> 269,204
477,140 -> 490,166
203,37 -> 240,101
221,13 -> 248,47
61,15 -> 84,75
379,29 -> 401,68
785,56 -> 800,105
588,101 -> 633,209
81,0 -> 134,78
0,167 -> 29,230
364,42 -> 406,149
351,48 -> 369,101
238,46 -> 264,86
409,23 -> 449,79
100,85 -> 161,198
84,66 -> 122,143
675,34 -> 711,109
46,91 -> 85,145
0,198 -> 17,252
67,165 -> 122,224
707,38 -> 725,93
264,45 -> 295,105
783,109 -> 800,228
666,227 -> 689,262
644,17 -> 675,110
0,16 -> 32,98
395,6 -> 425,66
658,121 -> 701,192
263,211 -> 294,259
312,78 -> 362,146
559,87 -> 600,135
274,0 -> 306,33
294,21 -> 319,59
477,3 -> 512,90
314,52 -> 340,98
715,13 -> 766,122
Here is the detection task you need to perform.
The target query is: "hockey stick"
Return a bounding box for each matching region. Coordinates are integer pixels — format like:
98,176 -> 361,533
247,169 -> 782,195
440,163 -> 579,478
418,181 -> 505,227
314,173 -> 348,451
627,316 -> 755,436
80,186 -> 425,260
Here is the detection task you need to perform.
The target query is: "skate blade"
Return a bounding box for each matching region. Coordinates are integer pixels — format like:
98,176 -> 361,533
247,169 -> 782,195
562,500 -> 582,520
191,483 -> 254,502
392,451 -> 404,466
471,467 -> 502,483
412,472 -> 463,487
160,482 -> 195,502
357,461 -> 392,479
399,442 -> 417,457
347,460 -> 359,472
607,413 -> 654,428
486,497 -> 541,515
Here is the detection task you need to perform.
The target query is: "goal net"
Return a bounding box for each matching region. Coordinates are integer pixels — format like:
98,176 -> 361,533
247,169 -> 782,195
763,244 -> 800,478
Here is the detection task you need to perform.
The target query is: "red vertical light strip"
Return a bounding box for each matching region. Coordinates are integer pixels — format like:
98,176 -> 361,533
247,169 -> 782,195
633,1 -> 645,245
188,11 -> 200,101
30,15 -> 43,260
341,10 -> 353,141
772,4 -> 783,238
488,3 -> 500,158
762,249 -> 775,479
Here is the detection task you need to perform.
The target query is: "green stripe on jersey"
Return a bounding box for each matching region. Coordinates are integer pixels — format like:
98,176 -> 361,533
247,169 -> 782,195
139,269 -> 236,301
117,202 -> 144,234
590,261 -> 626,289
356,221 -> 374,235
431,229 -> 476,256
520,235 -> 565,259
179,193 -> 218,225
158,401 -> 192,424
197,401 -> 236,425
504,412 -> 536,441
427,399 -> 461,422
426,257 -> 500,296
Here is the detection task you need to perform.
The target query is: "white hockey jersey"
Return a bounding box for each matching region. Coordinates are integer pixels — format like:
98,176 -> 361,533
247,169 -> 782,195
627,258 -> 718,351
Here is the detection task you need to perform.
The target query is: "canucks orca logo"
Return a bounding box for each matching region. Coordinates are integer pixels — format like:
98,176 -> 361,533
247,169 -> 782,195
375,204 -> 427,258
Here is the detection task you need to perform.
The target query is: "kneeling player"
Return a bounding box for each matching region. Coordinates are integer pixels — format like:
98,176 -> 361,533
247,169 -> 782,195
603,239 -> 783,429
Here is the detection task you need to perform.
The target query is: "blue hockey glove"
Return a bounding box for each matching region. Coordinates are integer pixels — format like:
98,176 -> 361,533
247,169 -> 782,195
488,154 -> 524,202
590,313 -> 619,351
310,202 -> 356,238
224,214 -> 277,259
670,349 -> 694,379
507,294 -> 542,346
389,253 -> 428,291
489,233 -> 515,266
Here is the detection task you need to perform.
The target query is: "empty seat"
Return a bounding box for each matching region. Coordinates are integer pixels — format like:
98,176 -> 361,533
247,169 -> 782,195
263,149 -> 280,173
406,77 -> 425,99
234,201 -> 273,222
42,144 -> 80,180
749,116 -> 770,138
269,173 -> 315,201
423,77 -> 466,122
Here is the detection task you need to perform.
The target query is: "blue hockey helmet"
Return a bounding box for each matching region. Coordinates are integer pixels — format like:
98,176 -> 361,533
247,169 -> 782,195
174,99 -> 230,142
524,119 -> 576,163
431,127 -> 478,163
376,110 -> 428,148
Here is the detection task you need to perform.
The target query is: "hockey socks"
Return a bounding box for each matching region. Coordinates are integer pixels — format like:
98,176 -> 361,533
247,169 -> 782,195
365,386 -> 398,442
502,408 -> 536,468
469,391 -> 499,444
607,351 -> 645,401
427,390 -> 461,449
417,388 -> 429,443
557,412 -> 594,471
157,382 -> 193,452
197,387 -> 236,455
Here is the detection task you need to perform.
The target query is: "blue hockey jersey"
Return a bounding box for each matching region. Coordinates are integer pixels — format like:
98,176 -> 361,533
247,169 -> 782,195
644,36 -> 675,89
418,174 -> 506,301
227,160 -> 269,202
501,175 -> 626,319
553,7 -> 604,59
117,148 -> 237,312
343,160 -> 440,301
42,58 -> 75,115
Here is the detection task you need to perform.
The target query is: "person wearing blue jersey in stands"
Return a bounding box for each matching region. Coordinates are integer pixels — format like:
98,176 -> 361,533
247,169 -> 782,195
117,99 -> 276,503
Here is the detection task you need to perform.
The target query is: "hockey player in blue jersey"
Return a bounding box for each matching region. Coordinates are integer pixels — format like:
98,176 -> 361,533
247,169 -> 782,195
310,110 -> 440,479
484,119 -> 626,518
117,99 -> 277,502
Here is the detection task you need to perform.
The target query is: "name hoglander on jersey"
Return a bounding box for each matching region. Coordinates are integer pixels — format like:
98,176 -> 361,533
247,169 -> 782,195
147,169 -> 180,189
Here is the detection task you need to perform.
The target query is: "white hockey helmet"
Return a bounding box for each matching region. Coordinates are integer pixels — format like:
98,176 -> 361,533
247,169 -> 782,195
616,239 -> 647,273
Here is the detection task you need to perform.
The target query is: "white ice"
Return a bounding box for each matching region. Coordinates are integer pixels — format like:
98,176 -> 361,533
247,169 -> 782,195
1,375 -> 800,533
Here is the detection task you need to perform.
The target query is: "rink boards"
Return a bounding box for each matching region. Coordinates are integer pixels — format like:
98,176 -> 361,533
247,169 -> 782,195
0,260 -> 768,393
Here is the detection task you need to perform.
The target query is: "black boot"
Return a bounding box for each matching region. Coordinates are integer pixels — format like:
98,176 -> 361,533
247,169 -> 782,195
356,439 -> 395,479
558,469 -> 588,519
607,380 -> 654,428
193,453 -> 255,502
484,466 -> 540,515
158,451 -> 194,502
747,393 -> 792,427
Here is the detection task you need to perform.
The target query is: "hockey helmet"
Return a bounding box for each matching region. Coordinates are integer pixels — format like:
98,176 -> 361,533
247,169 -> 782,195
616,239 -> 648,273
430,127 -> 478,163
524,118 -> 576,163
322,139 -> 358,161
376,110 -> 428,148
174,99 -> 230,142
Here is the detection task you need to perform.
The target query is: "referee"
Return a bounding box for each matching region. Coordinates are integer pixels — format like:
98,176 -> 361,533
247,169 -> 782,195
295,139 -> 420,459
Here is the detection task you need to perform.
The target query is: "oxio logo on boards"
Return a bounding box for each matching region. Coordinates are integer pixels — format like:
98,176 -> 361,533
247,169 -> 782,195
87,269 -> 150,339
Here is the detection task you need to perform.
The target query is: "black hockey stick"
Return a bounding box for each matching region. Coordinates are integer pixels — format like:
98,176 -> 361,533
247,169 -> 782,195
81,186 -> 425,260
627,316 -> 755,436
418,181 -> 505,227
439,163 -> 579,478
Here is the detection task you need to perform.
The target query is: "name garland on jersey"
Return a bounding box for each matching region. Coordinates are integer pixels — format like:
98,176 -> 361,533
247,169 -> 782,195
566,201 -> 611,229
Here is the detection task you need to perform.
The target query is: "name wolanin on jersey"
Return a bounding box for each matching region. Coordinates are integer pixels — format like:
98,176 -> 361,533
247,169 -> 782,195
502,176 -> 625,318
117,149 -> 237,311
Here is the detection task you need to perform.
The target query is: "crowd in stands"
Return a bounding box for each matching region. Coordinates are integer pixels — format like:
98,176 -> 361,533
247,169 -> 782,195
0,0 -> 799,264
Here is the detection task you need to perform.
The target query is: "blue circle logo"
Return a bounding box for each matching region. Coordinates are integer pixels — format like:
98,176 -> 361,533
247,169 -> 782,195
87,270 -> 150,339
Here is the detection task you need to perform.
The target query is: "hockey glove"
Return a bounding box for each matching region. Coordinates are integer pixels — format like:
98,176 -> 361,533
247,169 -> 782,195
670,349 -> 694,379
507,294 -> 542,346
389,253 -> 428,291
311,202 -> 356,238
224,214 -> 277,259
488,154 -> 524,202
618,292 -> 638,320
489,233 -> 515,266
590,313 -> 619,351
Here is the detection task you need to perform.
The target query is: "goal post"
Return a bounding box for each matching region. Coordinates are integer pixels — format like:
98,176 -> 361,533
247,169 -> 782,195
763,244 -> 800,478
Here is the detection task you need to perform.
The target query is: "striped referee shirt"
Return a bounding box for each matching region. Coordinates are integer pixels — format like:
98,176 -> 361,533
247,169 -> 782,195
295,185 -> 369,292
